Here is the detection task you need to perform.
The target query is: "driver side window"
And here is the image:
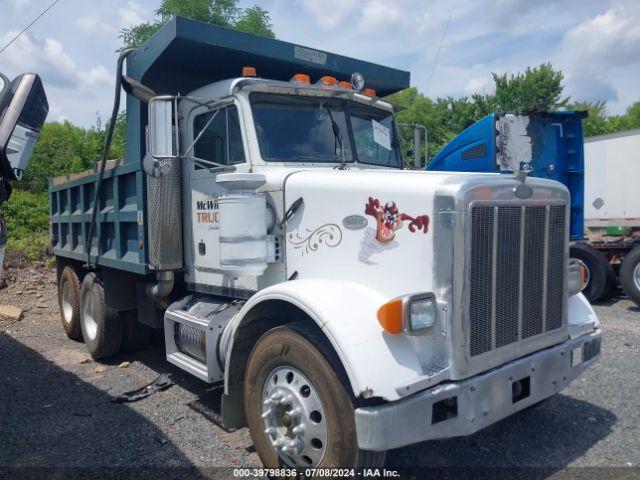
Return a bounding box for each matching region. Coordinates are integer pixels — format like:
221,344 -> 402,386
193,106 -> 246,169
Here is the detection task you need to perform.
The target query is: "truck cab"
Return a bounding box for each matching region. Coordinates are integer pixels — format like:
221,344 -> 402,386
50,17 -> 601,469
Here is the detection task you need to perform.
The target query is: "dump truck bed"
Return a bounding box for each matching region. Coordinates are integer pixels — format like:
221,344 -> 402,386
50,161 -> 149,274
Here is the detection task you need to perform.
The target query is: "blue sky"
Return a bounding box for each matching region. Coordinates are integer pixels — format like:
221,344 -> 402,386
1,0 -> 639,127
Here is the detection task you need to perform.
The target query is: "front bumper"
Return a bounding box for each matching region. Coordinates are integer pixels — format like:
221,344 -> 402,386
355,329 -> 601,451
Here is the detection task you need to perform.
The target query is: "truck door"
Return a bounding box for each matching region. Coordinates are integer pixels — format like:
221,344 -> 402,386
187,104 -> 249,275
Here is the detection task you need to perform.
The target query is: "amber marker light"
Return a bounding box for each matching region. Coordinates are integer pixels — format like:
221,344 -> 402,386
242,66 -> 257,77
317,76 -> 338,86
339,81 -> 353,89
362,88 -> 377,96
291,73 -> 311,84
377,298 -> 403,334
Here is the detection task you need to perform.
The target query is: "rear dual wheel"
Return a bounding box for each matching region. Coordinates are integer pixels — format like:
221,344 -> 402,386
80,272 -> 124,359
58,267 -> 82,340
621,246 -> 640,307
58,267 -> 151,358
244,325 -> 386,469
570,244 -> 615,303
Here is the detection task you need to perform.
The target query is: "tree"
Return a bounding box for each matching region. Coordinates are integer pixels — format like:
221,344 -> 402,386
390,63 -> 577,162
625,100 -> 640,130
490,63 -> 569,112
17,114 -> 126,194
119,0 -> 274,50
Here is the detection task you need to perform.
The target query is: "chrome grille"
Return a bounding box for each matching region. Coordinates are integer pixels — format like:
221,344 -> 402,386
469,203 -> 566,357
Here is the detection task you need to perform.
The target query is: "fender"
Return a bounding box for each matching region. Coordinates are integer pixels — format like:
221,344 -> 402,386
568,292 -> 600,337
221,279 -> 424,401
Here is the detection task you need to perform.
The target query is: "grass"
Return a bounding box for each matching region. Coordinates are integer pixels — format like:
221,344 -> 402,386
0,189 -> 51,266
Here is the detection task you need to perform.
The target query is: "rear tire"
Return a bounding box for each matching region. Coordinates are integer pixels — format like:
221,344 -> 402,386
570,243 -> 612,302
244,325 -> 386,469
79,272 -> 123,359
620,246 -> 640,307
58,266 -> 82,340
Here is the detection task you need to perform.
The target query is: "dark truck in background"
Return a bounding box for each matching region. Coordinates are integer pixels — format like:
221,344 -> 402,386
0,72 -> 49,263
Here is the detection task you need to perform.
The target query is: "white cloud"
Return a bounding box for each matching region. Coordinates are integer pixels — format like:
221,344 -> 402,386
297,0 -> 360,29
0,30 -> 112,91
465,74 -> 494,96
9,0 -> 31,11
76,14 -> 116,35
118,0 -> 146,29
557,0 -> 640,103
358,0 -> 407,31
84,66 -> 113,88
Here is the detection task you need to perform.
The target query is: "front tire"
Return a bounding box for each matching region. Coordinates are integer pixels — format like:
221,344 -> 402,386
79,272 -> 123,359
244,325 -> 385,469
621,246 -> 640,307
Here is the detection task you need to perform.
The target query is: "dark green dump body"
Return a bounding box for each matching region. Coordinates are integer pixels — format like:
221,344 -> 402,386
50,163 -> 149,274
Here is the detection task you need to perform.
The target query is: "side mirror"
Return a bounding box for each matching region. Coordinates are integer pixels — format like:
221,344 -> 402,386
148,97 -> 178,160
0,73 -> 49,181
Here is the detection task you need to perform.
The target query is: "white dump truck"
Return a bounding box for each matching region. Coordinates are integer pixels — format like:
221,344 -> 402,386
50,17 -> 602,468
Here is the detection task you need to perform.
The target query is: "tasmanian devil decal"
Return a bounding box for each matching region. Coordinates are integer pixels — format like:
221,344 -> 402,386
359,197 -> 429,264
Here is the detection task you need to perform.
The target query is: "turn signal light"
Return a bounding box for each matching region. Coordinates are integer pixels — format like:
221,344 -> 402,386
291,73 -> 311,84
377,298 -> 403,334
317,76 -> 338,86
362,87 -> 376,96
339,81 -> 353,89
242,66 -> 257,77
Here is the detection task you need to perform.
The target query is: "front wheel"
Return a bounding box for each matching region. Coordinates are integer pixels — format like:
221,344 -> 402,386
244,325 -> 386,469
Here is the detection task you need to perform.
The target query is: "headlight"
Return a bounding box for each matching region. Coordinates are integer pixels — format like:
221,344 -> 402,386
568,260 -> 582,296
377,292 -> 440,335
409,295 -> 437,332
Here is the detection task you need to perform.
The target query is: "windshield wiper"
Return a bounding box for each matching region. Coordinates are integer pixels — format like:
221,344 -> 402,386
324,104 -> 347,170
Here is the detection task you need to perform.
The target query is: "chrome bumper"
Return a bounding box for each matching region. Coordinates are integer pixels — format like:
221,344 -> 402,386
355,329 -> 602,451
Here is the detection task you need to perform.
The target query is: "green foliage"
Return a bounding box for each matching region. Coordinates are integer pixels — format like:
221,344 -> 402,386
624,100 -> 640,130
18,114 -> 126,194
568,100 -> 640,137
233,6 -> 275,38
0,189 -> 50,263
490,63 -> 569,112
1,112 -> 126,262
120,0 -> 275,50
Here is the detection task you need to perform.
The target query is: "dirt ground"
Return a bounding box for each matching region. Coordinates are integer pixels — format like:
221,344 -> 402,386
1,264 -> 639,478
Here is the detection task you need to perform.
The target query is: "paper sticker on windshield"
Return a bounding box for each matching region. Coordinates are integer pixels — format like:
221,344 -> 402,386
372,119 -> 391,150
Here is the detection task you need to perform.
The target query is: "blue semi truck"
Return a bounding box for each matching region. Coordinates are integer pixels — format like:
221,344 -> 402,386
425,111 -> 640,305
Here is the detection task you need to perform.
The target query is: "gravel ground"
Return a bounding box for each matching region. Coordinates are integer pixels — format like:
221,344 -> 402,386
0,264 -> 639,477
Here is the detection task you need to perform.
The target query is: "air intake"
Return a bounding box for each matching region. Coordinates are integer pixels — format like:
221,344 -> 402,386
468,203 -> 566,357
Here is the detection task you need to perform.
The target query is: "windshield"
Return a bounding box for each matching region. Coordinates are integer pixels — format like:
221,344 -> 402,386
250,93 -> 402,168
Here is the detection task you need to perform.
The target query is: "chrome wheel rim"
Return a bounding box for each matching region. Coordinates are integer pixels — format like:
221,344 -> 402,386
634,262 -> 640,291
61,280 -> 74,325
261,366 -> 328,467
573,258 -> 591,291
81,291 -> 98,341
